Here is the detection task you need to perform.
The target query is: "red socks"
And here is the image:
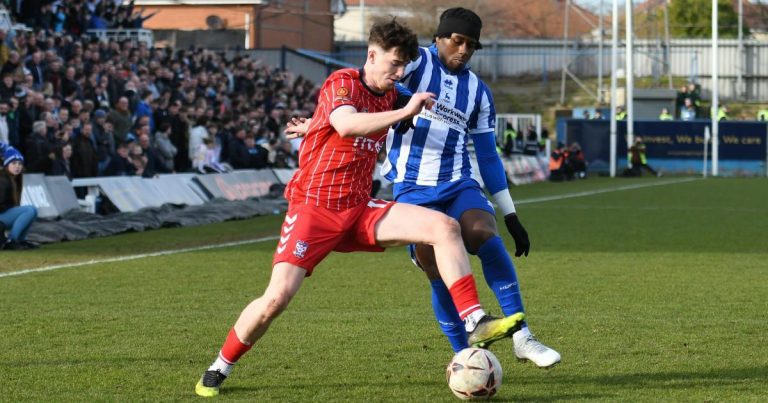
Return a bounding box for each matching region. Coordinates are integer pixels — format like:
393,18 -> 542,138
448,274 -> 482,320
219,328 -> 252,364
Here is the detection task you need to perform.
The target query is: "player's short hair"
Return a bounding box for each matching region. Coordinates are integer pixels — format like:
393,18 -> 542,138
368,19 -> 419,62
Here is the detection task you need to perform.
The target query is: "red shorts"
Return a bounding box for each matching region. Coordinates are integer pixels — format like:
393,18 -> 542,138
272,198 -> 396,275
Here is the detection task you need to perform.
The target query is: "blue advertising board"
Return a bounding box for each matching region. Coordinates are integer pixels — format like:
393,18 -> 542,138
564,119 -> 767,175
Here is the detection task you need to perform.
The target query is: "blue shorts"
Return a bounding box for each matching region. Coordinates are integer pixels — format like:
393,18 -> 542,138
395,179 -> 495,267
393,178 -> 495,220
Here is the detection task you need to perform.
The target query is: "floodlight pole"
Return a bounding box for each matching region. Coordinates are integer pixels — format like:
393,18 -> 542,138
712,0 -> 719,176
360,0 -> 365,41
598,0 -> 604,104
625,0 -> 634,148
610,0 -> 619,177
737,0 -> 744,98
703,126 -> 710,178
664,1 -> 672,89
560,0 -> 571,105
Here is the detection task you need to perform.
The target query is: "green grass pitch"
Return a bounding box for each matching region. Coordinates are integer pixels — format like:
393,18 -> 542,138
1,177 -> 766,401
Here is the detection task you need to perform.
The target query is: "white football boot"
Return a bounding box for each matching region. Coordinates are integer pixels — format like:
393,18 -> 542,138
513,327 -> 561,368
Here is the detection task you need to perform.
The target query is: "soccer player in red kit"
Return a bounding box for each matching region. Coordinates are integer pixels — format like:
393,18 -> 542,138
195,20 -> 524,397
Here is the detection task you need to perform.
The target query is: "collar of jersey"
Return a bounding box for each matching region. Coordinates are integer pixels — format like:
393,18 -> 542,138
429,44 -> 471,75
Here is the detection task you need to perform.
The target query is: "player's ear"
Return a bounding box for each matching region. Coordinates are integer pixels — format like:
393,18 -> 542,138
367,47 -> 376,65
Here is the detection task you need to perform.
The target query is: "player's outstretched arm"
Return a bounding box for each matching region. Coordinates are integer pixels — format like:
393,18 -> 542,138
329,92 -> 434,138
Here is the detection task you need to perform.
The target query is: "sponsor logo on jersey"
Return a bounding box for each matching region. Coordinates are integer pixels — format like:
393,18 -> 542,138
353,136 -> 383,153
418,100 -> 468,133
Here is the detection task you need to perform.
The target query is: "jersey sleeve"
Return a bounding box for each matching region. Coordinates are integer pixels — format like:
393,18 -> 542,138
323,71 -> 359,112
468,82 -> 496,135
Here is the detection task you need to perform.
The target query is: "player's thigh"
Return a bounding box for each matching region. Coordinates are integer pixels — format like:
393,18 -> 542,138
446,186 -> 499,252
374,202 -> 459,248
458,209 -> 499,253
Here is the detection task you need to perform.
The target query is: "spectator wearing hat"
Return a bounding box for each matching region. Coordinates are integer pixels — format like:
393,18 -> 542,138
0,147 -> 39,250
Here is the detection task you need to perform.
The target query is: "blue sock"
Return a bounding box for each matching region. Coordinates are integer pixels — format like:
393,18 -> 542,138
430,279 -> 468,352
476,236 -> 525,317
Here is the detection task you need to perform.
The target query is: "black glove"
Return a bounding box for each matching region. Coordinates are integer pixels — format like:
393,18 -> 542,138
504,213 -> 530,257
393,118 -> 414,135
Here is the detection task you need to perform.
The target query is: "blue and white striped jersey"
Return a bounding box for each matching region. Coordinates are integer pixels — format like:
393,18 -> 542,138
381,44 -> 496,187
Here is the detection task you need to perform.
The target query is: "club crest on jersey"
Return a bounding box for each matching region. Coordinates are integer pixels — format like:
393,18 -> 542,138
335,87 -> 350,101
294,240 -> 309,258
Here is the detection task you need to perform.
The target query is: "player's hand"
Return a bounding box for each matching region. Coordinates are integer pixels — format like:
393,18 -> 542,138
402,92 -> 435,119
285,117 -> 310,139
504,213 -> 530,257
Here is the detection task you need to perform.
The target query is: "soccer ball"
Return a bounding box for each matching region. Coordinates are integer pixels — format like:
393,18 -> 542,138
446,347 -> 503,400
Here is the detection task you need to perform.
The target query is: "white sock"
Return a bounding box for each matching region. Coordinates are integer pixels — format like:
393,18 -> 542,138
207,352 -> 235,377
463,309 -> 487,333
512,325 -> 531,345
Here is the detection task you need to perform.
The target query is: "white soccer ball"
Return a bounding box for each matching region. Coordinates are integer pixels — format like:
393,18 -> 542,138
445,347 -> 503,400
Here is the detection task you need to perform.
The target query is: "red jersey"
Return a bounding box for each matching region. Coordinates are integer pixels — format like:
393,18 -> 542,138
286,68 -> 399,210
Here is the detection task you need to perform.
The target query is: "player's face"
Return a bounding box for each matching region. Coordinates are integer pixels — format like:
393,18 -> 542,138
436,33 -> 479,73
368,46 -> 407,92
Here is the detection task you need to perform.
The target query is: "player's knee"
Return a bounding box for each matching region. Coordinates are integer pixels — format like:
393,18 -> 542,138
431,214 -> 462,243
464,227 -> 496,254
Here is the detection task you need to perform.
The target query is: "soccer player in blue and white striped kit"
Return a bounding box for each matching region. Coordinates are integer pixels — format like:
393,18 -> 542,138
382,7 -> 560,367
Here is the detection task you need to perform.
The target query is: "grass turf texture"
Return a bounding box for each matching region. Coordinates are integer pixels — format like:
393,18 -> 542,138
1,177 -> 766,401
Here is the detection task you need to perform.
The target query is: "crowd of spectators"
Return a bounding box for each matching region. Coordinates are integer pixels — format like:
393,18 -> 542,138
0,1 -> 311,181
10,0 -> 157,34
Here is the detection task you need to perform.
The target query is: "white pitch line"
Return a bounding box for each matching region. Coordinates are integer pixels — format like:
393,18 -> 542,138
2,177 -> 699,279
515,177 -> 699,205
0,236 -> 279,279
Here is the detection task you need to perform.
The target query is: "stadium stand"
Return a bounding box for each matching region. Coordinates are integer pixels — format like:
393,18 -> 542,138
0,2 -> 313,181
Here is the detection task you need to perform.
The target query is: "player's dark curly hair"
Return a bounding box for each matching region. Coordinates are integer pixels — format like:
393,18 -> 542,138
368,18 -> 419,62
